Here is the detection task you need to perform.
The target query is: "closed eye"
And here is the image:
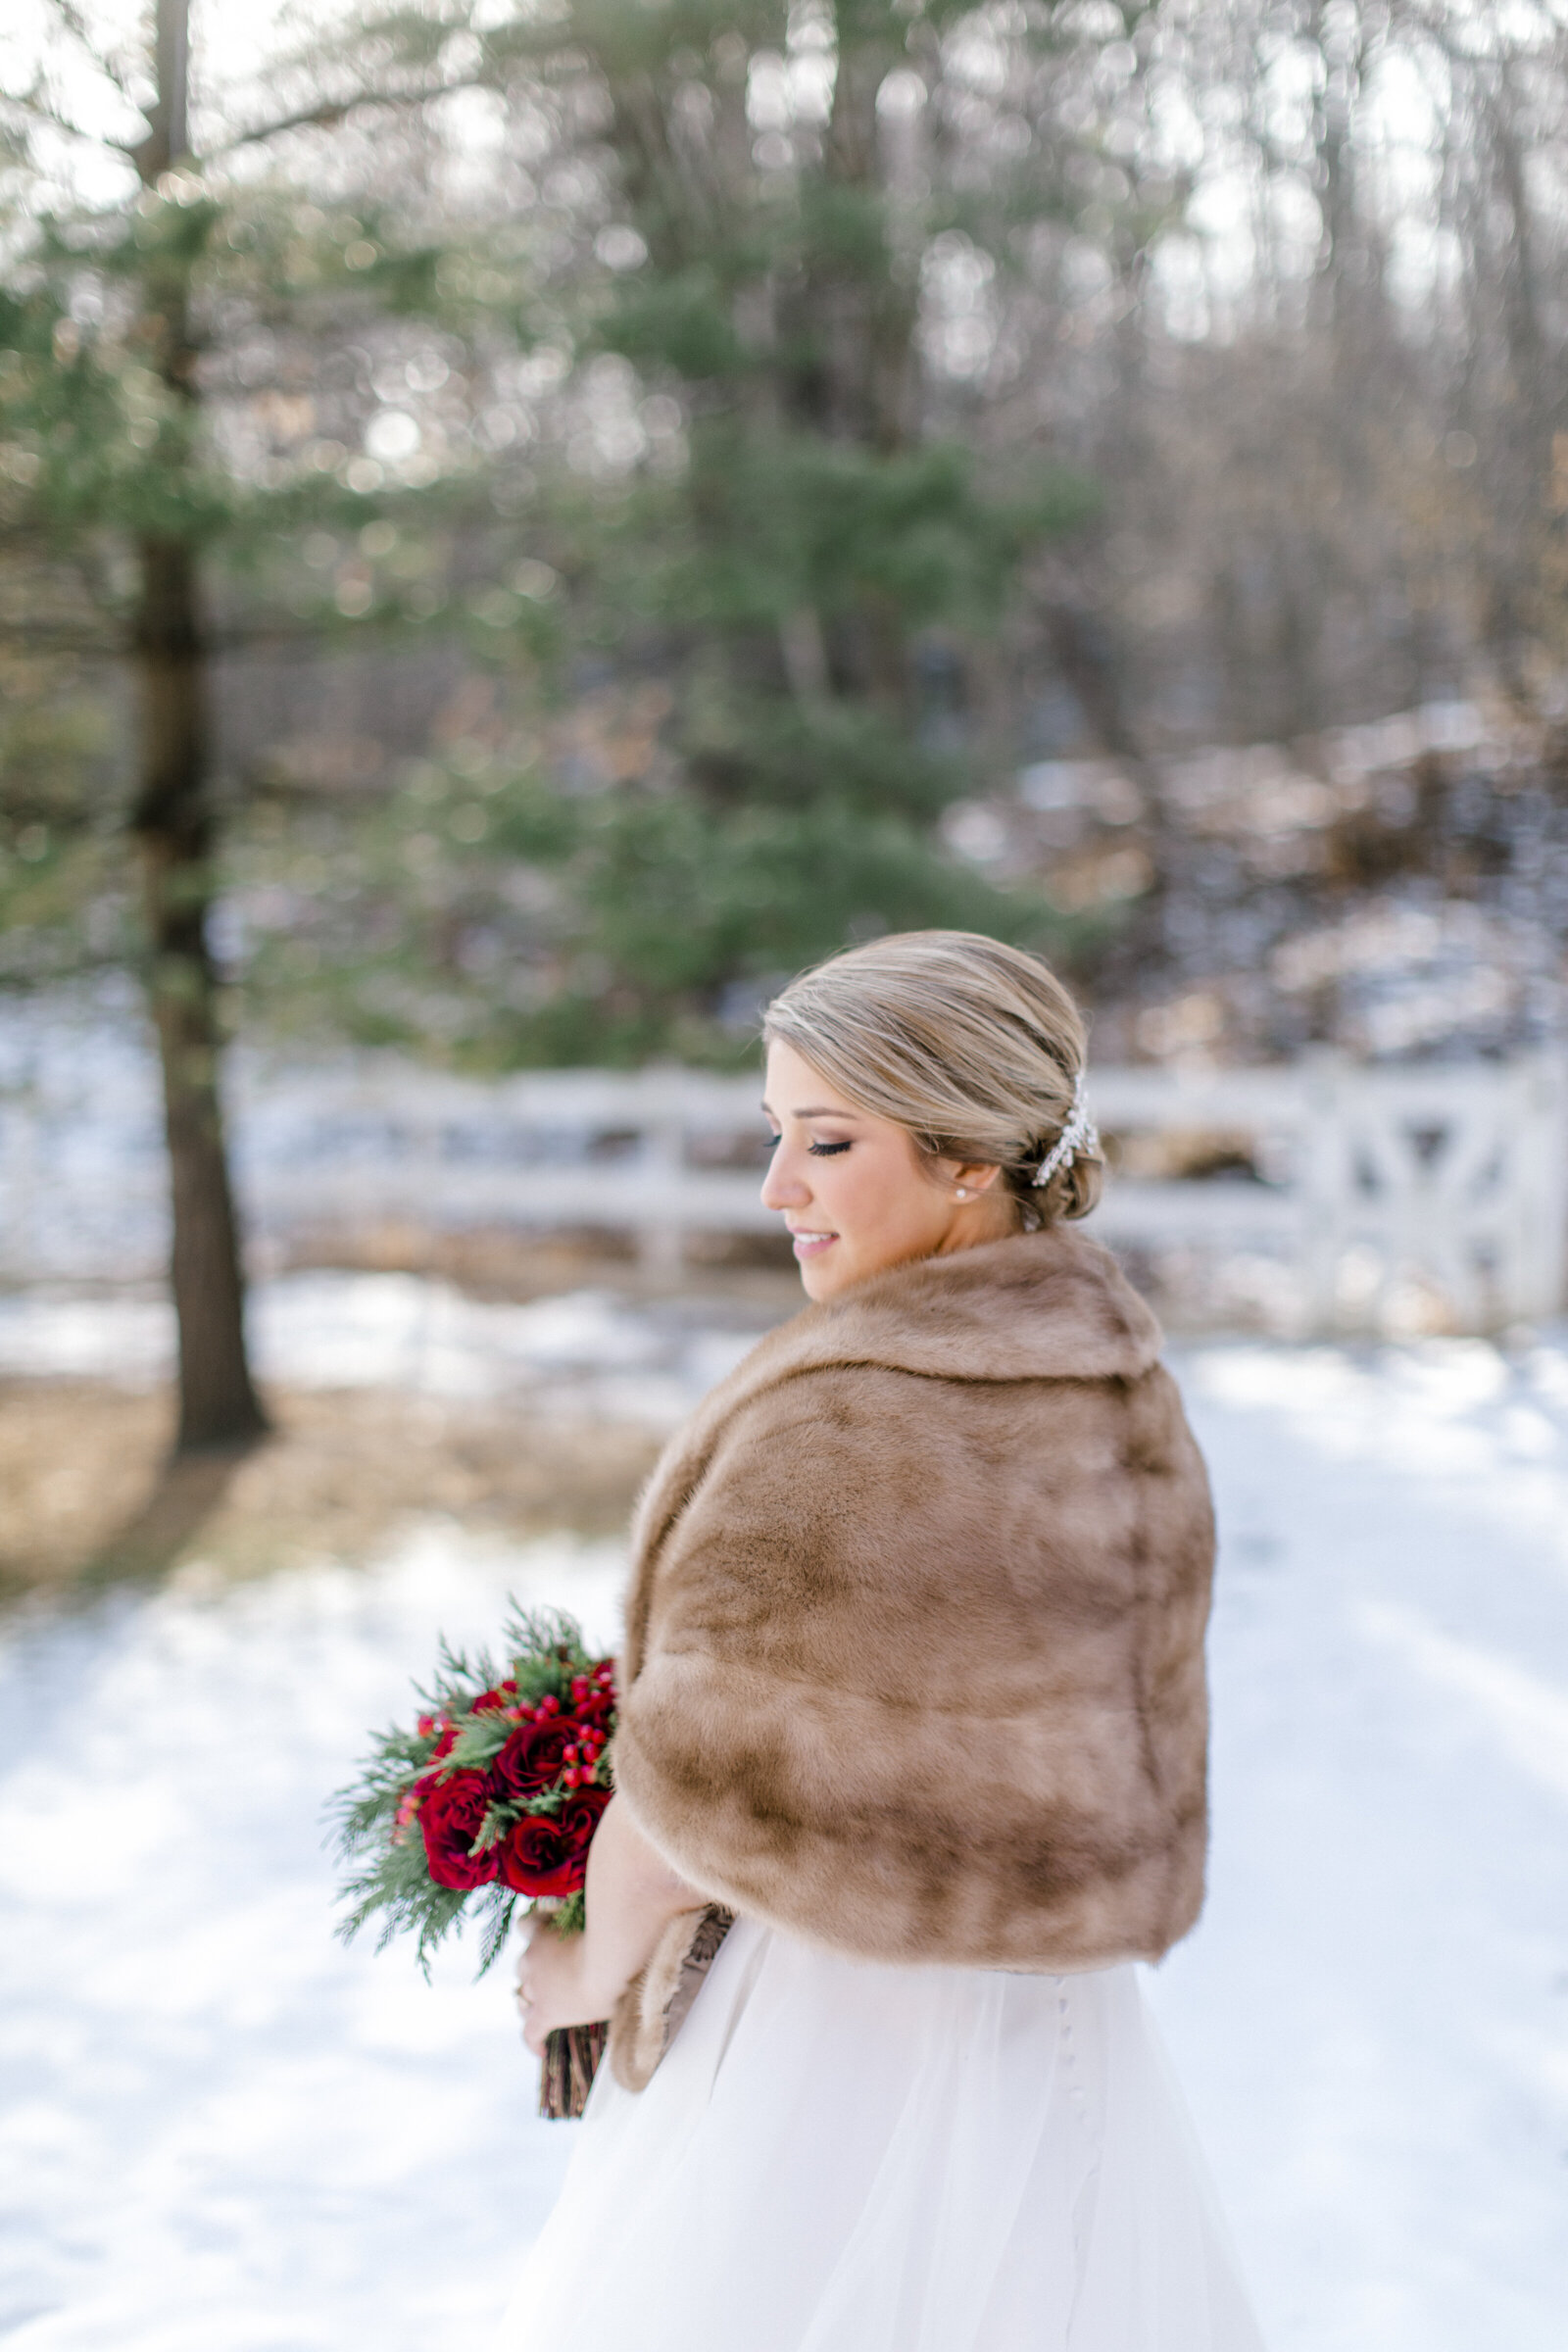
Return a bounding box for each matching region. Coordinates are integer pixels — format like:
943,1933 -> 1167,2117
761,1132 -> 852,1156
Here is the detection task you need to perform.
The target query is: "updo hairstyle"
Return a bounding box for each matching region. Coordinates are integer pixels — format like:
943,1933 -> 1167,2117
762,930 -> 1102,1228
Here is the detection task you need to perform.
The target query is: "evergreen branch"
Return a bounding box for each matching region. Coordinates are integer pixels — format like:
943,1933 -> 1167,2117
551,1889 -> 585,1937
1,92 -> 116,150
515,1785 -> 568,1818
476,1890 -> 518,1976
427,1633 -> 493,1702
413,1886 -> 471,1978
18,8 -> 139,112
328,1723 -> 442,1856
50,0 -> 133,91
446,1713 -> 514,1770
474,1798 -> 520,1851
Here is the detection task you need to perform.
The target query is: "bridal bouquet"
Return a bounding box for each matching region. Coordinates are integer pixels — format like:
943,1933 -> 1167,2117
331,1606 -> 615,2115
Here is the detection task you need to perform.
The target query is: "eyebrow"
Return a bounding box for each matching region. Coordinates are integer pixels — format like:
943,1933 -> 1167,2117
760,1101 -> 862,1121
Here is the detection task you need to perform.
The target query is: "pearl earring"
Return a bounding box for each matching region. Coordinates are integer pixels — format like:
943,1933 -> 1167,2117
956,1187 -> 969,1200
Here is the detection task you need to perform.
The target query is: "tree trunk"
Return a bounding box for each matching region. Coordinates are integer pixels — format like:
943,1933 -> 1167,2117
129,0 -> 266,1453
132,537 -> 268,1452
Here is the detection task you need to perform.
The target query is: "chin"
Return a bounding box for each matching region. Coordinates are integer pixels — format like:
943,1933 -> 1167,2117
798,1253 -> 850,1301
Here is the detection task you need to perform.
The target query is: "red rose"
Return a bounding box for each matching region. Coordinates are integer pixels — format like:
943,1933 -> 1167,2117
488,1717 -> 574,1802
419,1770 -> 501,1890
498,1788 -> 610,1897
472,1681 -> 518,1715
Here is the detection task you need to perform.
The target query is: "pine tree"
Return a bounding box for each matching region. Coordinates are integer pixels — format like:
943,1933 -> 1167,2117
463,0 -> 1096,1056
0,0 -> 523,1444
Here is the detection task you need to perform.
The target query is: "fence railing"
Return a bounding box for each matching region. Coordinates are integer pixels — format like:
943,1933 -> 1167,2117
1085,1056 -> 1567,1332
3,1043 -> 1565,1333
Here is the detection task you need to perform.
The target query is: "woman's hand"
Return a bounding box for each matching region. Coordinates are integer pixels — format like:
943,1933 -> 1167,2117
512,1794 -> 704,2058
514,1914 -> 598,2056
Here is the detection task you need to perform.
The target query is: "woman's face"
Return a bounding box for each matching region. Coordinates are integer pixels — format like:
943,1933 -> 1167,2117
760,1037 -> 1013,1301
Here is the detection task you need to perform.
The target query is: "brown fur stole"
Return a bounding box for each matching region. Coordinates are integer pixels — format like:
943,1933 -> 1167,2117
612,1224 -> 1215,1976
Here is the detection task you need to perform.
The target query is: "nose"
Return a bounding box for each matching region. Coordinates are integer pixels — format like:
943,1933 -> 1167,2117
760,1147 -> 808,1214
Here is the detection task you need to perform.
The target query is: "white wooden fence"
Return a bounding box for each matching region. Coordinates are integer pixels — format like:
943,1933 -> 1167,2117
1086,1055 -> 1568,1334
3,1041 -> 1565,1334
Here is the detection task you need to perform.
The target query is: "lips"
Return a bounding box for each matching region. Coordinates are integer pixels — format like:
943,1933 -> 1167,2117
788,1229 -> 837,1258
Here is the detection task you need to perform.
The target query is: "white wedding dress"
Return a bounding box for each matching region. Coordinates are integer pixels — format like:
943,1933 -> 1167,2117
493,1914 -> 1265,2351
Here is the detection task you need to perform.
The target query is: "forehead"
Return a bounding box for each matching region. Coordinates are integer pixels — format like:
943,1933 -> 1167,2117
762,1037 -> 862,1117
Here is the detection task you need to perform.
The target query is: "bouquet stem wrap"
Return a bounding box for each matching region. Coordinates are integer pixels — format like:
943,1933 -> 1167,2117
539,2022 -> 610,2120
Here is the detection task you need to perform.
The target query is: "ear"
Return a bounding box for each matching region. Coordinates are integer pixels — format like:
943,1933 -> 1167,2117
934,1157 -> 1004,1199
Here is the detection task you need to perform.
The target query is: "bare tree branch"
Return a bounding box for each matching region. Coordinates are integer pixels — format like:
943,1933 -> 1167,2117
207,96 -> 360,149
207,75 -> 480,158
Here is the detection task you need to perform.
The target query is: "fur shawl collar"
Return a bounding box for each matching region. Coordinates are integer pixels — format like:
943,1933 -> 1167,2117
614,1225 -> 1214,1975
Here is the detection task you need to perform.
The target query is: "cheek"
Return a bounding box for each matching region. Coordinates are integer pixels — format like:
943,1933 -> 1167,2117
829,1154 -> 894,1227
831,1152 -> 938,1243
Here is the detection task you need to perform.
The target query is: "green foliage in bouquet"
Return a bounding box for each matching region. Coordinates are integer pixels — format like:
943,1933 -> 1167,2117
331,1606 -> 615,1981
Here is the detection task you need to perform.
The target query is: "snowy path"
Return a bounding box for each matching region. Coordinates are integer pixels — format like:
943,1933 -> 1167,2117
2,1335 -> 1567,2350
1158,1341 -> 1568,2349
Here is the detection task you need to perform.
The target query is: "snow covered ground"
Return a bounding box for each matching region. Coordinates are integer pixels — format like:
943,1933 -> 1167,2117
0,1273 -> 764,1430
2,1317 -> 1566,2351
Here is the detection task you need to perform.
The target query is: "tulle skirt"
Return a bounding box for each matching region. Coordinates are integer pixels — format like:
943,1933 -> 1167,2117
493,1916 -> 1265,2352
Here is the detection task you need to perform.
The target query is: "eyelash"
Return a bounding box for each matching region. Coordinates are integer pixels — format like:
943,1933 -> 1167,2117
763,1136 -> 852,1157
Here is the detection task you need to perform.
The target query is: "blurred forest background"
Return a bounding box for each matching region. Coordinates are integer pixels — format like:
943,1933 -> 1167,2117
4,0 -> 1568,1444
8,0 -> 1568,1043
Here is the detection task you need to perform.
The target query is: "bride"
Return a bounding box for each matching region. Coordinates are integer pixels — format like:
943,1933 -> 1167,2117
498,930 -> 1265,2350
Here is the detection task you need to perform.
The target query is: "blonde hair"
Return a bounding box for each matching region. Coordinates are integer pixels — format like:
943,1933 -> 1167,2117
762,931 -> 1102,1227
